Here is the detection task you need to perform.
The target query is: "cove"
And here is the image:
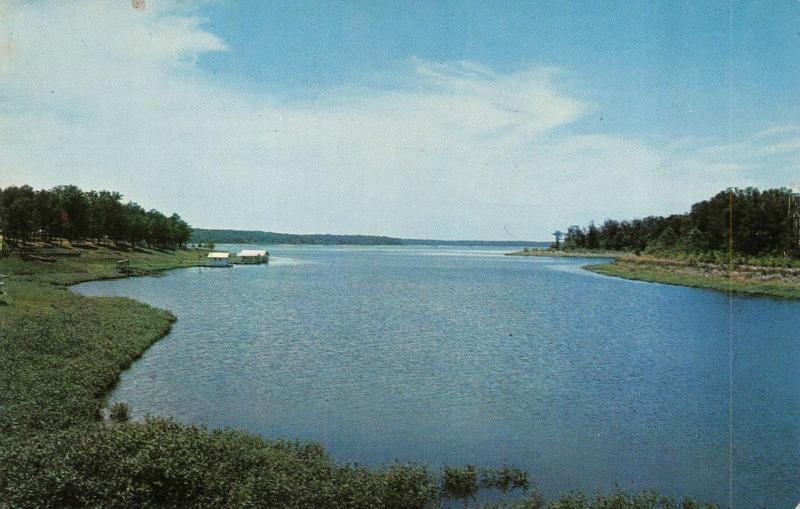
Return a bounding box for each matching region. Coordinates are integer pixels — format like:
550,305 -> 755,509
74,245 -> 800,508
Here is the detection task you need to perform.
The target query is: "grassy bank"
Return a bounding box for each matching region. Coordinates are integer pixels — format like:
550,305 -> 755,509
506,249 -> 625,259
0,246 -> 205,442
586,258 -> 800,299
508,249 -> 800,299
0,245 -> 720,508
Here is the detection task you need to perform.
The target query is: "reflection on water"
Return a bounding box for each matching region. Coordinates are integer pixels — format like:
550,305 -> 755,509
75,245 -> 800,508
264,256 -> 313,266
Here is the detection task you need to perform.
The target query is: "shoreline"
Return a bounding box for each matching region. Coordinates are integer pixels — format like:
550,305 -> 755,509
69,251 -> 211,410
506,249 -> 800,300
505,249 -> 624,259
0,246 -> 206,443
0,244 -> 729,507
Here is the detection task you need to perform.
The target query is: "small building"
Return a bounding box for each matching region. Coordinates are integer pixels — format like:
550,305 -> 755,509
237,249 -> 269,264
207,252 -> 232,267
116,259 -> 130,274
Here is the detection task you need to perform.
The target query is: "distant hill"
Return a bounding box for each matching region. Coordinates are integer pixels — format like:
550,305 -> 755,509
401,238 -> 550,248
191,228 -> 547,247
191,229 -> 403,245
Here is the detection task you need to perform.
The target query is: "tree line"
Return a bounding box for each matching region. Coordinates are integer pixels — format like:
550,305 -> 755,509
191,228 -> 404,246
0,184 -> 191,249
559,187 -> 800,258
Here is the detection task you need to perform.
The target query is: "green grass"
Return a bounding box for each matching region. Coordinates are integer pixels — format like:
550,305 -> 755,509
0,246 -> 721,508
586,260 -> 800,299
506,249 -> 626,259
507,249 -> 800,299
0,247 -> 204,444
2,245 -> 208,286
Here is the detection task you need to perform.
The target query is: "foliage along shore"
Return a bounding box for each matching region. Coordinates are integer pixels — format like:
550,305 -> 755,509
191,228 -> 404,246
510,186 -> 800,300
0,184 -> 191,250
553,187 -> 800,258
0,243 -> 721,508
507,250 -> 800,299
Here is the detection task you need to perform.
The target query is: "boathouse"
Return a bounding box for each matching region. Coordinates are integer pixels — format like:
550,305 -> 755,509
237,249 -> 269,264
207,252 -> 232,267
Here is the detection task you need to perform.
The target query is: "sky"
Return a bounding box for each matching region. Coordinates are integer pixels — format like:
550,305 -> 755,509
1,0 -> 799,240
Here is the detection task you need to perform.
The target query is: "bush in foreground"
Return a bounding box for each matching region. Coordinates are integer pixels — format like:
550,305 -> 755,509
0,418 -> 720,509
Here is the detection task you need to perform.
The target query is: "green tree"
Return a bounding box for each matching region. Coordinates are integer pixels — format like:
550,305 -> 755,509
552,230 -> 564,250
87,190 -> 124,243
649,226 -> 679,254
168,213 -> 192,248
33,189 -> 59,242
564,225 -> 585,249
146,210 -> 171,248
123,202 -> 149,246
53,185 -> 91,241
1,185 -> 35,243
586,221 -> 600,249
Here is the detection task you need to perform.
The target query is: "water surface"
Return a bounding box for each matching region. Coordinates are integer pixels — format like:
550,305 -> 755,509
75,246 -> 800,507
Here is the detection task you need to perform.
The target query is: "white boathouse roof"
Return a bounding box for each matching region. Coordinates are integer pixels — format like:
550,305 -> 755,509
207,252 -> 231,258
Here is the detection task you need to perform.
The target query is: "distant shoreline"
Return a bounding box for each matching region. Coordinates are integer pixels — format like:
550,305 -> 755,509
507,249 -> 800,299
506,249 -> 622,259
191,228 -> 549,248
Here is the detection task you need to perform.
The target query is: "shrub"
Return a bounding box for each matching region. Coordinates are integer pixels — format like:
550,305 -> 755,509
108,402 -> 130,423
382,463 -> 438,509
480,466 -> 529,495
443,465 -> 479,506
0,421 -> 723,509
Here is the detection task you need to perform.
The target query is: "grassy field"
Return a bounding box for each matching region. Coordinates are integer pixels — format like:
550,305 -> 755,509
2,244 -> 209,285
508,249 -> 800,299
0,245 -> 720,508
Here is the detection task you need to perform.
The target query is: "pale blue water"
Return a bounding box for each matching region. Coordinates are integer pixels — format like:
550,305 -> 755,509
74,246 -> 800,508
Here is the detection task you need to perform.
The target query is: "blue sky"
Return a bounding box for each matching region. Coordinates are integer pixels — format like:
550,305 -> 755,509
1,1 -> 799,240
198,1 -> 799,141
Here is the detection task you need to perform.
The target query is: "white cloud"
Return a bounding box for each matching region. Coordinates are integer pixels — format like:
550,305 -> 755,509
0,1 -> 796,239
687,125 -> 800,190
755,124 -> 800,139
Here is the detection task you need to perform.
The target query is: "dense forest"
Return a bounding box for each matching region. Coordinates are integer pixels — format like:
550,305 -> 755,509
559,187 -> 800,259
0,185 -> 191,249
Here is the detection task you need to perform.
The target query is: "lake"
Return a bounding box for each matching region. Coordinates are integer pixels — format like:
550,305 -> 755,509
74,245 -> 800,507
